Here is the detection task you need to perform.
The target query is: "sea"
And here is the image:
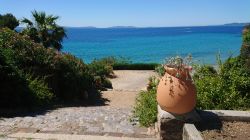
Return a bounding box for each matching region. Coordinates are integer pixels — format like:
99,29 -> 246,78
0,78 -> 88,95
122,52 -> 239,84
62,26 -> 244,64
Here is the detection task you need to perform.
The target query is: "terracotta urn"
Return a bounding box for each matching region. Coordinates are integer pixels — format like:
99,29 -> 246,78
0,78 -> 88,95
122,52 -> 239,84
157,66 -> 196,114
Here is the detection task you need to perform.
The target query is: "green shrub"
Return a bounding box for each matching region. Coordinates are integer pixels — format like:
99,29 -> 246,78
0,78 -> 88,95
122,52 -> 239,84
0,47 -> 52,107
193,57 -> 250,110
50,53 -> 94,100
93,56 -> 159,70
132,76 -> 158,127
88,57 -> 114,89
240,25 -> 250,69
193,65 -> 217,79
0,28 -> 108,106
88,58 -> 114,78
25,75 -> 53,106
113,63 -> 159,70
189,36 -> 250,110
133,90 -> 157,127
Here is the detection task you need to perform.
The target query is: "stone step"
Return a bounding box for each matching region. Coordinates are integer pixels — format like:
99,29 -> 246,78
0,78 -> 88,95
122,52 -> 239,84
6,132 -> 158,140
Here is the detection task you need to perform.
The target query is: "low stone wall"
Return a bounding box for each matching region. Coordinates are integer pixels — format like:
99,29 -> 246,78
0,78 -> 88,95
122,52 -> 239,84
157,106 -> 250,140
182,124 -> 203,140
157,106 -> 200,140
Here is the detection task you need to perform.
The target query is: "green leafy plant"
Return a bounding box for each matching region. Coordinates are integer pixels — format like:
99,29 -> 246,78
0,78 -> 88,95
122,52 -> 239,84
93,56 -> 158,70
193,56 -> 250,110
164,55 -> 192,70
132,76 -> 158,127
240,24 -> 250,69
0,28 -> 112,107
155,64 -> 165,76
113,63 -> 158,70
161,55 -> 193,82
0,46 -> 53,108
193,26 -> 250,110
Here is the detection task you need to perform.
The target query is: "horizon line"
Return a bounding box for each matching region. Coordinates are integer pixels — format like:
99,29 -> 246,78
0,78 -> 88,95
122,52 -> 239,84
17,22 -> 250,29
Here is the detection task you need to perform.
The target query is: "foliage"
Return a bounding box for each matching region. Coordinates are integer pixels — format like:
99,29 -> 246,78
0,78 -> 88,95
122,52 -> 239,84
147,76 -> 160,91
88,58 -> 114,78
132,76 -> 158,127
193,57 -> 250,110
50,53 -> 94,100
193,65 -> 217,80
92,56 -> 158,70
0,47 -> 52,108
194,25 -> 250,110
88,58 -> 114,89
21,10 -> 66,51
0,13 -> 19,30
113,63 -> 158,70
164,55 -> 192,70
240,25 -> 250,69
243,25 -> 250,44
112,56 -> 158,70
25,74 -> 53,106
0,28 -> 111,107
155,64 -> 165,76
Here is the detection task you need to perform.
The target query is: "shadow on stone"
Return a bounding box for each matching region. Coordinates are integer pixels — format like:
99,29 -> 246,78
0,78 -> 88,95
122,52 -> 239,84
158,106 -> 202,140
194,110 -> 222,131
0,90 -> 110,118
160,119 -> 184,140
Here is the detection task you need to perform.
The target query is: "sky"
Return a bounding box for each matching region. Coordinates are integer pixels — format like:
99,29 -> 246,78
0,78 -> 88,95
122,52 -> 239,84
1,0 -> 250,27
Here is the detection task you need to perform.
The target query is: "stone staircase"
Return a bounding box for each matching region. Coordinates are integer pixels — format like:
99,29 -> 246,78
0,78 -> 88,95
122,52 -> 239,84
2,132 -> 158,140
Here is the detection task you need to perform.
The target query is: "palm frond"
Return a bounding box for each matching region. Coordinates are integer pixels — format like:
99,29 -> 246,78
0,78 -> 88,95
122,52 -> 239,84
21,18 -> 33,26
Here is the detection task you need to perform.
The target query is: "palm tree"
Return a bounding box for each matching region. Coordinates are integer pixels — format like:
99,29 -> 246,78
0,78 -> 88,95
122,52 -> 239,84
21,10 -> 66,51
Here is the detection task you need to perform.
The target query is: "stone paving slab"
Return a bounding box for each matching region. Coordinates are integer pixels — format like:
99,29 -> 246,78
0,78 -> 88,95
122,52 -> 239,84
0,106 -> 152,138
207,110 -> 250,121
7,132 -> 157,140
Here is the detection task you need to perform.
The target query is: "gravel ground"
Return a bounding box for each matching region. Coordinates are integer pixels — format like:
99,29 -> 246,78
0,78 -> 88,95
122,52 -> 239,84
0,70 -> 157,138
201,121 -> 250,140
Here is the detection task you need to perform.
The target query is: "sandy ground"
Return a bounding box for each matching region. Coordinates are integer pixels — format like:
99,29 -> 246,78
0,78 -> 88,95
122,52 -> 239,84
110,70 -> 157,91
102,70 -> 157,108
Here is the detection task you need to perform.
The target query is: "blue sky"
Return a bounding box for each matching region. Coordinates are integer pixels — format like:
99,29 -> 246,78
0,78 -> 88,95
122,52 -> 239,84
1,0 -> 250,27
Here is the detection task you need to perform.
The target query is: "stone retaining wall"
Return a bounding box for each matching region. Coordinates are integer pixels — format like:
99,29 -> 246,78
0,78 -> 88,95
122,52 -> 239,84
157,106 -> 250,140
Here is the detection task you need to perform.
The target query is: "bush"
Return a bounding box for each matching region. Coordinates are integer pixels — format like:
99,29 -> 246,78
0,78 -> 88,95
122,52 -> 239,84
88,57 -> 114,89
240,25 -> 250,69
195,26 -> 250,110
0,28 -> 110,107
88,58 -> 114,78
0,47 -> 52,107
193,65 -> 217,80
132,76 -> 158,127
113,63 -> 158,70
50,54 -> 94,100
25,75 -> 53,106
193,57 -> 250,110
93,56 -> 159,70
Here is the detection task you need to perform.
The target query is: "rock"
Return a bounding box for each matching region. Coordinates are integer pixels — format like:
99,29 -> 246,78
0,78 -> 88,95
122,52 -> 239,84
157,105 -> 201,140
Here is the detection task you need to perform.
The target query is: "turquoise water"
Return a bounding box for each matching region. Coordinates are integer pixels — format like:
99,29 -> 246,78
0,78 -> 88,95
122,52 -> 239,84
62,26 -> 243,64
